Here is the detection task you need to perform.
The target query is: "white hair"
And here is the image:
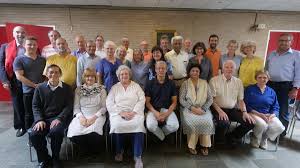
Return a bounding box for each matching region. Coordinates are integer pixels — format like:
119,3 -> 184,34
222,60 -> 236,70
104,40 -> 116,49
116,65 -> 132,81
155,60 -> 167,68
171,36 -> 184,45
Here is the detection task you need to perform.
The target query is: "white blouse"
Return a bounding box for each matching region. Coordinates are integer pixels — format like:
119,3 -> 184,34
67,84 -> 107,137
106,81 -> 146,134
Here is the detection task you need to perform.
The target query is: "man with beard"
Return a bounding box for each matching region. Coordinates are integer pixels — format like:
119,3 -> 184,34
44,37 -> 77,88
206,34 -> 222,77
265,33 -> 300,137
0,26 -> 27,137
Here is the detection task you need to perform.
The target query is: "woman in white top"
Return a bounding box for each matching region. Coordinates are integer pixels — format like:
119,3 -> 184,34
67,68 -> 107,154
106,65 -> 145,168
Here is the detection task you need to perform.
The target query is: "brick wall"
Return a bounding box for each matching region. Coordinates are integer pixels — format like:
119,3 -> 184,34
1,6 -> 300,57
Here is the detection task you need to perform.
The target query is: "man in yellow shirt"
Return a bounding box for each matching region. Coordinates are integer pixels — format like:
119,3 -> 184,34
44,37 -> 77,88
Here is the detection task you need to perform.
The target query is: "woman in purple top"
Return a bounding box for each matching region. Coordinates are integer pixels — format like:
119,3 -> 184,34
244,70 -> 285,150
96,41 -> 121,92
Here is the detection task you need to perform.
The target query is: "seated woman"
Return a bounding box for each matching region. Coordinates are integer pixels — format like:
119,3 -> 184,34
179,63 -> 214,155
244,70 -> 285,149
67,68 -> 107,154
148,46 -> 173,80
106,65 -> 145,168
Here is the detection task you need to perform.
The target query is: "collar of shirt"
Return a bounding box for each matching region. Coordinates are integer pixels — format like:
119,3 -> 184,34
47,81 -> 63,91
207,48 -> 220,54
276,48 -> 293,56
76,49 -> 87,54
222,74 -> 233,82
171,49 -> 186,56
97,47 -> 105,52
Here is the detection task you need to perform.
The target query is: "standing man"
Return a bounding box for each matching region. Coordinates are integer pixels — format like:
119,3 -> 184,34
72,35 -> 86,58
265,33 -> 300,136
165,36 -> 189,88
45,38 -> 77,88
30,64 -> 73,168
140,40 -> 152,63
0,26 -> 26,137
206,34 -> 222,77
184,38 -> 193,59
95,34 -> 106,59
121,37 -> 133,62
160,35 -> 171,55
13,36 -> 46,130
77,40 -> 101,86
41,30 -> 61,59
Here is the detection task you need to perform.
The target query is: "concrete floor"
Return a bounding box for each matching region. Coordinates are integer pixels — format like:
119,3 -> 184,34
1,102 -> 300,168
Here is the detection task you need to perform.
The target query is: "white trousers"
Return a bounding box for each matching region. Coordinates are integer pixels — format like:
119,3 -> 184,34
146,108 -> 179,140
252,115 -> 285,143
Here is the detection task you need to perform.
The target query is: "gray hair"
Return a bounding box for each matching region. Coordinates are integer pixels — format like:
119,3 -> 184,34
116,65 -> 132,81
155,60 -> 167,69
222,60 -> 236,70
104,40 -> 116,49
171,36 -> 184,45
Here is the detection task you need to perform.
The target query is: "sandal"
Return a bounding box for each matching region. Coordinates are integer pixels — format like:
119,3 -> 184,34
200,148 -> 209,156
188,148 -> 198,155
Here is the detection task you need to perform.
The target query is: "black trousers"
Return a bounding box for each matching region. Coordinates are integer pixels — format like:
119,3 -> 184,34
267,81 -> 293,134
30,118 -> 66,162
9,76 -> 25,130
23,93 -> 34,130
212,107 -> 254,140
70,132 -> 102,154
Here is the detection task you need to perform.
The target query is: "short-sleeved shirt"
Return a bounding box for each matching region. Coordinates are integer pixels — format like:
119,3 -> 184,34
96,58 -> 121,92
165,49 -> 189,79
145,78 -> 177,110
209,74 -> 244,109
13,55 -> 46,93
205,48 -> 221,77
44,54 -> 77,87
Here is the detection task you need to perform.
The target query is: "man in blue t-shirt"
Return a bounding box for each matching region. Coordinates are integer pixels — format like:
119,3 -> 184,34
145,61 -> 179,141
13,36 -> 46,130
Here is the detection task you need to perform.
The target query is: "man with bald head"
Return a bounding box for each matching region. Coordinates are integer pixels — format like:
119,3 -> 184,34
140,40 -> 152,63
121,37 -> 133,61
77,40 -> 101,86
41,30 -> 61,59
209,60 -> 255,146
0,26 -> 26,137
45,37 -> 77,87
72,35 -> 86,58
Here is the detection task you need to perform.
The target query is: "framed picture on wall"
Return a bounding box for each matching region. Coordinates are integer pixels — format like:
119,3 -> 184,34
155,30 -> 176,46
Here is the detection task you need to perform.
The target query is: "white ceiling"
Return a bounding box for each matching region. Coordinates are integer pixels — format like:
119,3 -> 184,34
0,0 -> 300,12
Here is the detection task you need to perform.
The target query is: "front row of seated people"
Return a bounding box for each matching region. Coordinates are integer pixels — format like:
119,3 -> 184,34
29,60 -> 285,168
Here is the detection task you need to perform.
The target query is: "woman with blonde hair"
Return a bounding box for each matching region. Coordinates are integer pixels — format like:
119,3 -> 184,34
67,68 -> 107,155
239,41 -> 264,87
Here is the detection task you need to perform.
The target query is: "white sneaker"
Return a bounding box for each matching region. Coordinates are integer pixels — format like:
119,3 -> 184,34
250,132 -> 259,148
134,156 -> 143,168
259,139 -> 268,150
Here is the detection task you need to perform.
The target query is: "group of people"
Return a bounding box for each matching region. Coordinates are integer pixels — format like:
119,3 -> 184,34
0,25 -> 299,168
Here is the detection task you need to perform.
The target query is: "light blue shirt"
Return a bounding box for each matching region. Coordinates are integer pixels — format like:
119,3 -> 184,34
76,53 -> 101,86
72,49 -> 87,58
266,48 -> 300,87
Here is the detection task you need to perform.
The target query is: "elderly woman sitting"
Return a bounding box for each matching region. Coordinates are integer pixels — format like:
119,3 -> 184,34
106,65 -> 145,168
179,63 -> 214,155
244,70 -> 285,149
67,68 -> 107,155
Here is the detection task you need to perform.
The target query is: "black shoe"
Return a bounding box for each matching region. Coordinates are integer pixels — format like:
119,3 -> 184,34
16,128 -> 26,137
53,159 -> 63,168
225,133 -> 237,148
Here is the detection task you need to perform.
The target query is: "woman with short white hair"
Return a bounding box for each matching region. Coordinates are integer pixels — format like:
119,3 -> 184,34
106,65 -> 145,168
96,40 -> 122,92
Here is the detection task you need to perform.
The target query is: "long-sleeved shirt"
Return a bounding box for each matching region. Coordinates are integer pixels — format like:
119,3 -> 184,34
76,53 -> 101,86
32,82 -> 73,123
266,48 -> 300,87
72,49 -> 87,58
131,61 -> 149,89
188,55 -> 213,81
244,84 -> 279,116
